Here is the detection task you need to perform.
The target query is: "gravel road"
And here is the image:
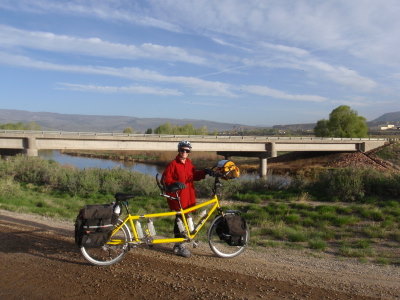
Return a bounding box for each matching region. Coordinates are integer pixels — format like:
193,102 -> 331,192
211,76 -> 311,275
0,209 -> 399,300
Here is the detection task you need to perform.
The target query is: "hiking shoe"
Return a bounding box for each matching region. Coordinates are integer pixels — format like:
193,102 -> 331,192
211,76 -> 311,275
173,244 -> 191,258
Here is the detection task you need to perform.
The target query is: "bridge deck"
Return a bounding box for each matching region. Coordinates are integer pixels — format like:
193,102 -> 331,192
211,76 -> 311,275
0,130 -> 388,177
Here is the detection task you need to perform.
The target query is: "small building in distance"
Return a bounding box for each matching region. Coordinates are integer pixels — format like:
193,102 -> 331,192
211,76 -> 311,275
380,124 -> 397,130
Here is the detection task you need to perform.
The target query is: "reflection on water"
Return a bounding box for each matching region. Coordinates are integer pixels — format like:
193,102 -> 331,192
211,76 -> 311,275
39,150 -> 269,181
39,150 -> 164,176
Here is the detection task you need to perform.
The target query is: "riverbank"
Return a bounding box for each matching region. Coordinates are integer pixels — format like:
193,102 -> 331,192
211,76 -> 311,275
60,149 -> 222,169
61,143 -> 400,176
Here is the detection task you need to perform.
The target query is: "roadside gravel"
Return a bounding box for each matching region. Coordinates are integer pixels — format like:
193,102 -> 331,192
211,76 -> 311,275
1,209 -> 399,299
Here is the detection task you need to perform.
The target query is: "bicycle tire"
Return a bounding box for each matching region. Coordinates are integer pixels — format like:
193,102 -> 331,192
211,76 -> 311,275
80,220 -> 131,266
208,214 -> 249,258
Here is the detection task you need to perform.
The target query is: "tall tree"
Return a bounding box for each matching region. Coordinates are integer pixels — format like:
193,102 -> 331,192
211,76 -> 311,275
314,105 -> 368,138
123,127 -> 134,134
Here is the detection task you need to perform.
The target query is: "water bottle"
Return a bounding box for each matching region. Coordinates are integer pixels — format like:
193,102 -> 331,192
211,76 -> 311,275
199,209 -> 207,219
147,219 -> 156,236
135,221 -> 144,238
187,215 -> 194,232
176,218 -> 185,233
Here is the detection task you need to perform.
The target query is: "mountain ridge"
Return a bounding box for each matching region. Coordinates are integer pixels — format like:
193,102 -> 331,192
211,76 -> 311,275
0,109 -> 254,132
0,109 -> 399,132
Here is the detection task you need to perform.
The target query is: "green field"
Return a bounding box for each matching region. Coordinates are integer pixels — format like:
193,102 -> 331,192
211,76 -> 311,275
1,154 -> 399,265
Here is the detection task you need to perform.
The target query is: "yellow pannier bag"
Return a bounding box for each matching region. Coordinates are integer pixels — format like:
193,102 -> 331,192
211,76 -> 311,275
214,160 -> 240,180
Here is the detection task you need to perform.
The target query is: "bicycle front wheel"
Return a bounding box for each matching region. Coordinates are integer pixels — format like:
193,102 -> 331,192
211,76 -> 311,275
208,214 -> 249,258
80,220 -> 131,266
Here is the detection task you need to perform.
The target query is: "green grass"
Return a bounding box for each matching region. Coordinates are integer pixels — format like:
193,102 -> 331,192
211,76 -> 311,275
1,155 -> 400,265
308,239 -> 327,251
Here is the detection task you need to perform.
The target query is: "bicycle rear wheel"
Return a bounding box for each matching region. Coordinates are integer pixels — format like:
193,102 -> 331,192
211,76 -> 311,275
80,220 -> 131,266
208,214 -> 249,258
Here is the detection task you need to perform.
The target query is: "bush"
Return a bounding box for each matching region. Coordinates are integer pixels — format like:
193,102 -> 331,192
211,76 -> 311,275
308,239 -> 327,250
0,156 -> 160,198
311,168 -> 365,202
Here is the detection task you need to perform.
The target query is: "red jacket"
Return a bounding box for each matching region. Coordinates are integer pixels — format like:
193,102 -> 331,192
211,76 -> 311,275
162,156 -> 206,211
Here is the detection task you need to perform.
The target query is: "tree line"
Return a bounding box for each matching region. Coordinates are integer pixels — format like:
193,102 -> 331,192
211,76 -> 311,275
124,122 -> 215,135
0,122 -> 41,130
2,105 -> 370,138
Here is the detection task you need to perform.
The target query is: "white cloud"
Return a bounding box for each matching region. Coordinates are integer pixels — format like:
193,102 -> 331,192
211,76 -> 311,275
57,83 -> 182,96
0,51 -> 236,97
0,51 -> 336,103
240,85 -> 328,102
4,0 -> 400,66
303,59 -> 377,92
241,52 -> 377,92
259,42 -> 309,57
0,25 -> 206,65
148,0 -> 400,66
0,0 -> 181,32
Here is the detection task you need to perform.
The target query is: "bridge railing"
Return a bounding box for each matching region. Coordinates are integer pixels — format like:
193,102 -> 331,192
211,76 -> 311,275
0,129 -> 389,141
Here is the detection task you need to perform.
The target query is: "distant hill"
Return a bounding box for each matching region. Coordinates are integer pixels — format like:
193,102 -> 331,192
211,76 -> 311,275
369,111 -> 400,125
1,109 -> 399,133
0,109 -> 254,133
273,112 -> 400,131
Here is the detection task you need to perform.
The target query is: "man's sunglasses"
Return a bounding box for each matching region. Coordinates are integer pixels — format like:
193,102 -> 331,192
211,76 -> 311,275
179,149 -> 191,153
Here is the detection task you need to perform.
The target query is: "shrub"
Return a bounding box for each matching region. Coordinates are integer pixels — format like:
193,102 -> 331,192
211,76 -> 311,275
310,168 -> 365,202
308,239 -> 327,250
286,227 -> 307,242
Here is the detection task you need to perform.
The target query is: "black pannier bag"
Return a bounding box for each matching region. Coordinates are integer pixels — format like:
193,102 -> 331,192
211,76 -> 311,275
75,203 -> 118,248
216,214 -> 247,246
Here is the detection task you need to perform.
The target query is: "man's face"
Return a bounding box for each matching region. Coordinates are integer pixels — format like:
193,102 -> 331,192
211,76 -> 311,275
179,147 -> 191,159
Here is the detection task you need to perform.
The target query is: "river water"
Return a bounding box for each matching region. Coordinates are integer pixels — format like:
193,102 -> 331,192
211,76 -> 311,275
39,150 -> 164,176
38,150 -> 263,180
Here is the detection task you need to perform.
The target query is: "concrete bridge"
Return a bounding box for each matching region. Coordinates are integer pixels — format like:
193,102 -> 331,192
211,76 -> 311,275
0,130 -> 388,177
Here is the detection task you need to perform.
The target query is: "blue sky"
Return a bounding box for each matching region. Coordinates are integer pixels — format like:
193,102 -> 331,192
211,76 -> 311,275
1,0 -> 400,126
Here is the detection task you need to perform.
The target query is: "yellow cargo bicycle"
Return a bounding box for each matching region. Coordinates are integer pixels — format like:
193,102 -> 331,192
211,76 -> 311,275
78,161 -> 249,266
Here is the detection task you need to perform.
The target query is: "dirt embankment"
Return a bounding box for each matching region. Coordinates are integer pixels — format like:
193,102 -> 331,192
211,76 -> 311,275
259,145 -> 400,175
1,210 -> 399,300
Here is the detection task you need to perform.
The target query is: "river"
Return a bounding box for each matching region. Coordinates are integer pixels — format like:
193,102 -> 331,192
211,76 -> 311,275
39,150 -> 164,176
39,150 -> 265,180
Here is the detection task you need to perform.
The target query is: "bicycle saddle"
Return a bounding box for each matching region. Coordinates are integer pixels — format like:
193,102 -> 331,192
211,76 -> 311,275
114,192 -> 136,201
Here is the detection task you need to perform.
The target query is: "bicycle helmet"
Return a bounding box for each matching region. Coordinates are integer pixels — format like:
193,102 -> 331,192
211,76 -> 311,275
178,140 -> 192,151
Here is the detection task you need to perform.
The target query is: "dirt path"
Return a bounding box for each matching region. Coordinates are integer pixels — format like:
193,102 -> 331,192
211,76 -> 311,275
0,210 -> 399,300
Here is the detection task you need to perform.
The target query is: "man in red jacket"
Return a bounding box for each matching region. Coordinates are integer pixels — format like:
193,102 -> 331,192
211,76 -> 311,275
162,140 -> 210,257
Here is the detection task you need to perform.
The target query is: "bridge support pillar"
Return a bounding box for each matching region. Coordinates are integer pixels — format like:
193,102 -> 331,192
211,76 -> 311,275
266,142 -> 277,157
260,157 -> 267,178
24,137 -> 38,157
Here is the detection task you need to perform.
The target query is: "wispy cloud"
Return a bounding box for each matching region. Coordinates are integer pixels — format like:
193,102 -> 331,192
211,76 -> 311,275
0,51 -> 236,97
57,83 -> 182,96
0,25 -> 206,65
1,0 -> 399,124
0,51 -> 334,103
259,42 -> 309,57
3,0 -> 400,67
0,0 -> 181,32
240,85 -> 328,102
302,59 -> 377,92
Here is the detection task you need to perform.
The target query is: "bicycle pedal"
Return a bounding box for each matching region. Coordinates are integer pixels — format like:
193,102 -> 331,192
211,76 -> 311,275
192,240 -> 199,248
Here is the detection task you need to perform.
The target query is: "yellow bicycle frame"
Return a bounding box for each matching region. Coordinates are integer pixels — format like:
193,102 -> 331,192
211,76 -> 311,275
108,195 -> 221,246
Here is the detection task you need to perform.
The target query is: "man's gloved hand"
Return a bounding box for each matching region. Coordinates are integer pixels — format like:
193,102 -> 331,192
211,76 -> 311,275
204,168 -> 215,176
167,182 -> 186,192
175,182 -> 186,189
